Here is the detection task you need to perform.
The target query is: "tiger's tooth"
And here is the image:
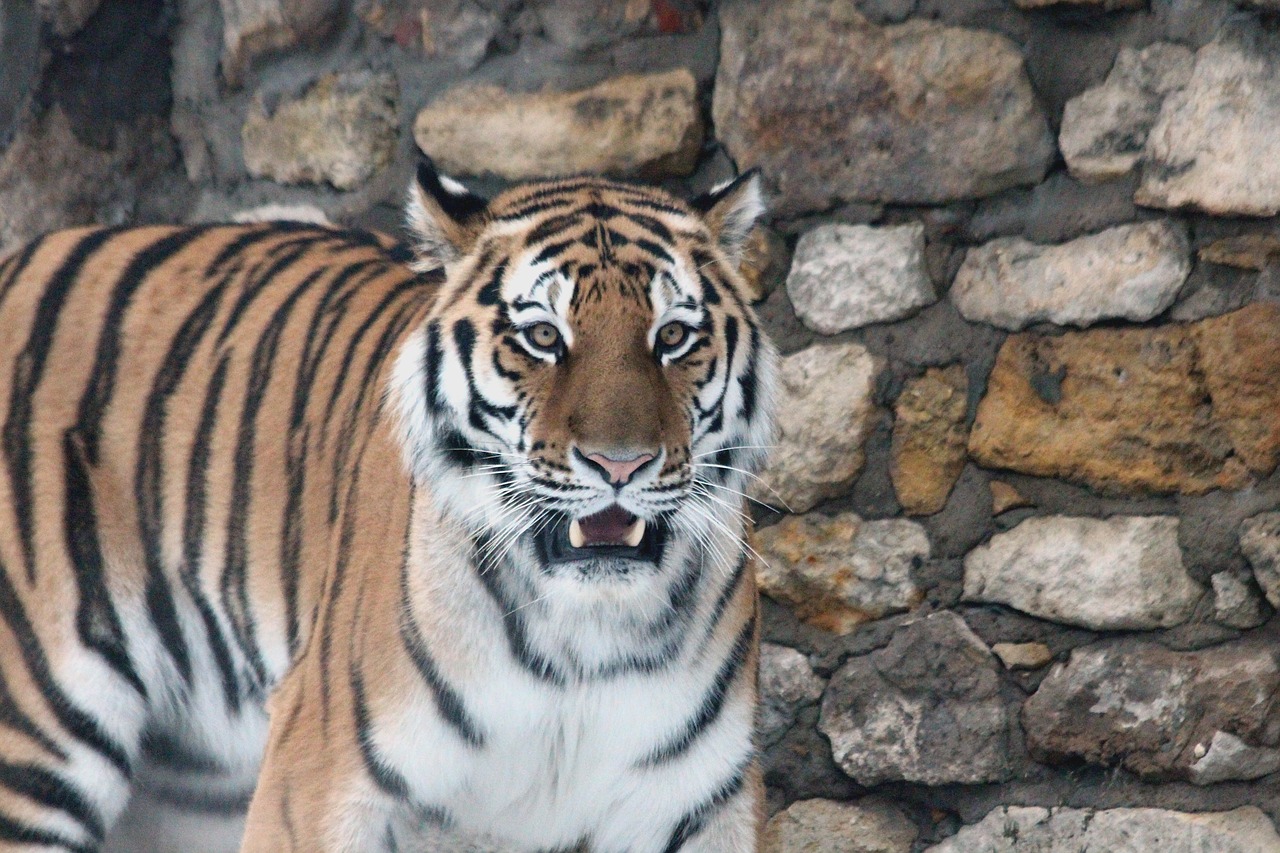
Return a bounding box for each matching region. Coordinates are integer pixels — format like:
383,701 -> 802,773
569,520 -> 585,548
624,519 -> 646,548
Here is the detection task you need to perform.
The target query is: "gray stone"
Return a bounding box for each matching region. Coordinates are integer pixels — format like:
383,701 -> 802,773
218,0 -> 341,86
359,0 -> 499,68
786,223 -> 935,334
0,1 -> 40,147
0,107 -> 177,256
819,612 -> 1014,786
1060,43 -> 1194,183
527,0 -> 697,52
1138,19 -> 1280,215
757,644 -> 825,747
242,71 -> 399,190
1241,511 -> 1280,609
951,221 -> 1191,331
963,515 -> 1204,630
926,806 -> 1280,853
414,69 -> 702,180
1211,571 -> 1268,630
1014,0 -> 1142,6
753,342 -> 881,513
755,512 -> 928,635
1022,638 -> 1280,782
762,799 -> 917,853
713,0 -> 1053,215
1190,730 -> 1280,785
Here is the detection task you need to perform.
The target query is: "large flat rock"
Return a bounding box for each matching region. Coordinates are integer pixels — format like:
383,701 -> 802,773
1138,17 -> 1280,215
413,69 -> 702,180
927,806 -> 1280,853
952,220 -> 1191,331
963,515 -> 1203,631
713,0 -> 1053,215
968,303 -> 1280,494
1022,638 -> 1280,783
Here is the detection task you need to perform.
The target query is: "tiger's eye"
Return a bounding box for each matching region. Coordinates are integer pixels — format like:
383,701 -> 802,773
528,322 -> 561,350
658,321 -> 688,349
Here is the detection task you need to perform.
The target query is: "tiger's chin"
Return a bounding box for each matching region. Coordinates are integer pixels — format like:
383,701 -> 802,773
533,506 -> 670,578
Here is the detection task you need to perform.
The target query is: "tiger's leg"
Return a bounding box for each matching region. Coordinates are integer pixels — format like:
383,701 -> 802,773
0,572 -> 150,852
651,762 -> 764,853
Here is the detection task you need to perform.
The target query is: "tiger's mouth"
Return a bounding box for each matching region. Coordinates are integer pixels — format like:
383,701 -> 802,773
536,505 -> 666,566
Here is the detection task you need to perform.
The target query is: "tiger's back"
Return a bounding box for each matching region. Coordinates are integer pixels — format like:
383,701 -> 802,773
0,222 -> 434,852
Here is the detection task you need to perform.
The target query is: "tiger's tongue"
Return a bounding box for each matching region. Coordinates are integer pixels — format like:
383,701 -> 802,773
576,506 -> 638,546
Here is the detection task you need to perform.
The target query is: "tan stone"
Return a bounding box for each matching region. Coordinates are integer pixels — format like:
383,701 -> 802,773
754,513 -> 927,635
1014,0 -> 1143,9
968,303 -> 1280,495
1199,234 -> 1280,271
891,366 -> 969,515
991,641 -> 1053,670
242,71 -> 399,190
989,481 -> 1032,515
763,799 -> 917,853
413,70 -> 702,180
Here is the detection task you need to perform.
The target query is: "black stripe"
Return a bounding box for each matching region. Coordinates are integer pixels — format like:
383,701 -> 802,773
738,324 -> 760,423
349,661 -> 411,798
213,235 -> 325,345
63,432 -> 148,698
422,321 -> 445,415
0,237 -> 45,310
201,222 -> 320,279
660,760 -> 749,853
134,283 -> 230,692
0,558 -> 132,776
0,761 -> 104,841
3,227 -> 123,582
642,613 -> 756,767
0,808 -> 93,853
181,355 -> 241,710
398,562 -> 486,748
470,535 -> 565,686
282,261 -> 388,653
221,268 -> 327,689
705,547 -> 749,640
0,668 -> 68,761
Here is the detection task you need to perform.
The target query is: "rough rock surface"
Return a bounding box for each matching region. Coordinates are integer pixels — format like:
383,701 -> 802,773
414,69 -> 702,180
754,342 -> 881,513
926,806 -> 1280,853
989,481 -> 1032,515
1211,571 -> 1268,630
758,643 -> 825,747
358,0 -> 500,68
951,221 -> 1191,331
963,515 -> 1203,630
755,512 -> 928,635
714,0 -> 1053,215
890,366 -> 969,516
762,799 -> 917,853
219,0 -> 341,86
1014,0 -> 1142,6
0,107 -> 176,255
1199,233 -> 1280,270
969,303 -> 1280,494
1138,18 -> 1280,215
1059,43 -> 1194,183
242,71 -> 398,190
1241,511 -> 1280,608
527,0 -> 698,53
819,613 -> 1013,785
1023,638 -> 1280,782
991,642 -> 1053,670
786,223 -> 934,333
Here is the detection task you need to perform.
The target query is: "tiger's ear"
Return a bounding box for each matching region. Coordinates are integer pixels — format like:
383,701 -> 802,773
406,156 -> 489,266
689,169 -> 765,267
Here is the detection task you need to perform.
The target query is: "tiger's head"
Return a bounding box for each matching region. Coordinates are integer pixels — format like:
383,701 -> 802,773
394,160 -> 776,584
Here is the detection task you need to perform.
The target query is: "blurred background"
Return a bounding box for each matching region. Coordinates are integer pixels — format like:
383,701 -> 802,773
3,0 -> 1280,849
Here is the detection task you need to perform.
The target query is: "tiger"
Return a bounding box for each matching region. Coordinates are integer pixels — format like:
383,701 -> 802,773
0,158 -> 777,852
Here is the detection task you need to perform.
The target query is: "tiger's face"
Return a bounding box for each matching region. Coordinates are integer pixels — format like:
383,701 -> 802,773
395,161 -> 775,582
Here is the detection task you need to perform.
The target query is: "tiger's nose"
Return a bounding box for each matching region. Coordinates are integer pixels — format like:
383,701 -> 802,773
582,450 -> 656,485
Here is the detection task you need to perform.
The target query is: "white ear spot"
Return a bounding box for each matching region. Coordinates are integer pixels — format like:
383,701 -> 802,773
439,174 -> 471,196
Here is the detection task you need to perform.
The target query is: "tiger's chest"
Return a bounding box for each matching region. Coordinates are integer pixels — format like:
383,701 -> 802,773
392,662 -> 749,851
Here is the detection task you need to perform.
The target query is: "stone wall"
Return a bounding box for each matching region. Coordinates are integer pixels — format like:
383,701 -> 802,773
4,0 -> 1280,850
